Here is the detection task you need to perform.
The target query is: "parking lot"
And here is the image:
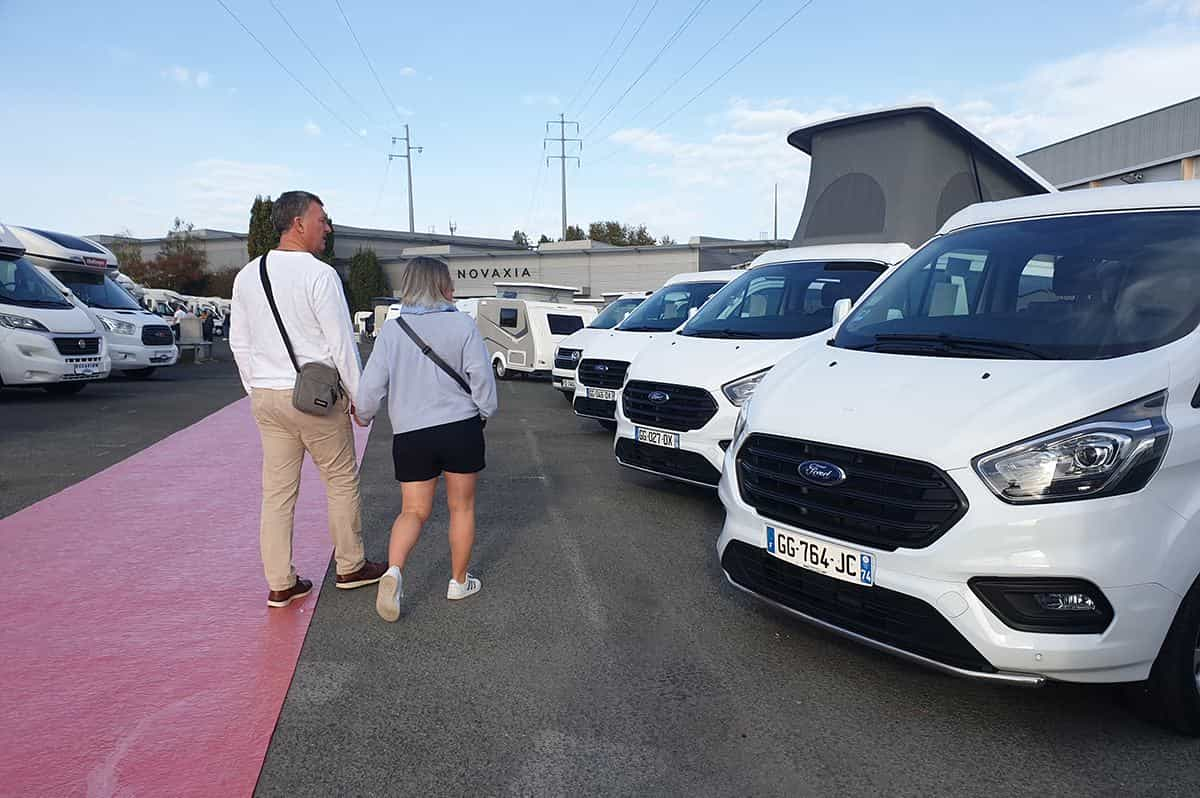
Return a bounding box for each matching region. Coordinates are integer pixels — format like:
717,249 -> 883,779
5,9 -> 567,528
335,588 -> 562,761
4,350 -> 1198,796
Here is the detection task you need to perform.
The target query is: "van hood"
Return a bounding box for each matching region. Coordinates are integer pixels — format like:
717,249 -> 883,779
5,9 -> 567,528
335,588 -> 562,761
627,333 -> 814,392
747,343 -> 1172,471
14,306 -> 98,335
557,327 -> 607,353
581,329 -> 672,364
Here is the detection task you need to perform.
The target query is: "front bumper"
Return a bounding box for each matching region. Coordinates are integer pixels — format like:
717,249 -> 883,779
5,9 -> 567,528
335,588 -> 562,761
108,340 -> 179,371
551,366 -> 577,393
715,447 -> 1185,685
613,392 -> 736,487
0,329 -> 111,385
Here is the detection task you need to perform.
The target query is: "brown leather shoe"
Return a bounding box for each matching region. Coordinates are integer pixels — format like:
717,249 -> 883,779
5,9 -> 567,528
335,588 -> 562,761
267,577 -> 313,608
336,560 -> 387,590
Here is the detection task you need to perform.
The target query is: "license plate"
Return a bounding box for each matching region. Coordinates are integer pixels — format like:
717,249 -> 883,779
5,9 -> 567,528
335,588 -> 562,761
635,426 -> 678,448
586,387 -> 616,401
765,525 -> 874,587
561,378 -> 576,390
150,354 -> 172,363
74,365 -> 99,376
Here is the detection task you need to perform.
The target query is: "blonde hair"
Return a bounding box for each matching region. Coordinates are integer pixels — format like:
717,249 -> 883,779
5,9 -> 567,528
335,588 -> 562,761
398,256 -> 453,308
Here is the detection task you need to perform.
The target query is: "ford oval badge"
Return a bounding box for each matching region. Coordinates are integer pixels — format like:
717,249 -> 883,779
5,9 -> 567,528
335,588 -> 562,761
595,364 -> 609,372
797,460 -> 846,486
648,390 -> 670,403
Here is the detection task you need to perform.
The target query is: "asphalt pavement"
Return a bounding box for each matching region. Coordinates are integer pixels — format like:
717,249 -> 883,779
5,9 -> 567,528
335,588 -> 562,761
258,372 -> 1200,798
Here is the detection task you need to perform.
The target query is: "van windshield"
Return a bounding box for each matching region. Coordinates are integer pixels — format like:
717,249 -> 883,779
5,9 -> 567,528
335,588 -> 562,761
51,270 -> 142,310
0,256 -> 72,309
834,210 -> 1200,360
616,281 -> 728,332
589,297 -> 644,329
679,261 -> 886,340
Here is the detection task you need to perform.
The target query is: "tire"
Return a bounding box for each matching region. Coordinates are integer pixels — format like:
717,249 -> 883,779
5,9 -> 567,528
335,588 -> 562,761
493,358 -> 507,380
43,382 -> 87,396
124,367 -> 156,380
1140,575 -> 1200,735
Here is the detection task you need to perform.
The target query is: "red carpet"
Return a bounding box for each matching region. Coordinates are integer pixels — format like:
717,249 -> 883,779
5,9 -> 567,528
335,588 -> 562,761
0,399 -> 369,797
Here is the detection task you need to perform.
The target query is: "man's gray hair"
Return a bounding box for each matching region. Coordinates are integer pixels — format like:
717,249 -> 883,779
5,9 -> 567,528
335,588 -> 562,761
271,191 -> 323,235
399,256 -> 454,308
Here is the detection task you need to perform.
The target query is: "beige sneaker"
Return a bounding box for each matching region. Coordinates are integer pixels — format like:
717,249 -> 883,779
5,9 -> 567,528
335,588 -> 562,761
446,574 -> 481,600
376,569 -> 402,622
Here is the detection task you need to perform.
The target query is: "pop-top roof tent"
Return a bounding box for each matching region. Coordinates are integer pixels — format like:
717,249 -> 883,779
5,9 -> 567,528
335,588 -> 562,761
493,282 -> 581,302
787,105 -> 1056,249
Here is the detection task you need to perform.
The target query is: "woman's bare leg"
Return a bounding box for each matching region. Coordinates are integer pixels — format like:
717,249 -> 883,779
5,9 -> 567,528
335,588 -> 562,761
443,471 -> 478,584
389,478 -> 437,569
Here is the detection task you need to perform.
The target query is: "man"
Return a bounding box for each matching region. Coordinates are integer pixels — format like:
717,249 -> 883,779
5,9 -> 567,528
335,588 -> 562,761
171,304 -> 187,342
230,190 -> 385,607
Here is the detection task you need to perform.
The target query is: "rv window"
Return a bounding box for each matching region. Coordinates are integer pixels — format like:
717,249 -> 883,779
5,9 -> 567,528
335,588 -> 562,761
500,308 -> 519,328
547,314 -> 585,335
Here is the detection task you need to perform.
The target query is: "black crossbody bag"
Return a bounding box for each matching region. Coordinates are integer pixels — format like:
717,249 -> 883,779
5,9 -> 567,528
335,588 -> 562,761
260,253 -> 343,416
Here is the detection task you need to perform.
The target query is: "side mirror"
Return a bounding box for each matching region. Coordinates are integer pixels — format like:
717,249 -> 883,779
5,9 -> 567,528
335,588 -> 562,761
831,298 -> 853,326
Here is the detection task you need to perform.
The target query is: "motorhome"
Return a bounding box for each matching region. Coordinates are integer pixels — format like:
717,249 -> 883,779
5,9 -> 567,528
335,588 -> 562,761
718,181 -> 1200,734
572,271 -> 741,426
476,296 -> 596,379
0,223 -> 110,393
11,227 -> 178,378
552,292 -> 649,399
142,288 -> 189,318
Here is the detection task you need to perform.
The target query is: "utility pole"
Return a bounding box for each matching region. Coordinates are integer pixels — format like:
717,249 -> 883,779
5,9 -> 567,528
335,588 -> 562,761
773,182 -> 779,240
545,113 -> 581,240
389,124 -> 423,233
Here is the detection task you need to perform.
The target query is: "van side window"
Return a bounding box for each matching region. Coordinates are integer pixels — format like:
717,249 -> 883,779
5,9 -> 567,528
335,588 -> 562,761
500,308 -> 519,328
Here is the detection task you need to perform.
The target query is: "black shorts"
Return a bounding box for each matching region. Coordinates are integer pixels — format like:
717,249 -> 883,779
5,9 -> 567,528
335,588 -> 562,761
393,416 -> 486,482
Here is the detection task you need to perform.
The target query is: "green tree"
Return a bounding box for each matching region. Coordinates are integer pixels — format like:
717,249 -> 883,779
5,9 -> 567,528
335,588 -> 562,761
347,248 -> 388,312
141,218 -> 209,294
247,195 -> 279,259
537,234 -> 552,245
659,234 -> 677,246
108,229 -> 146,274
582,220 -> 669,246
628,224 -> 656,246
512,229 -> 531,248
563,224 -> 586,241
203,268 -> 239,299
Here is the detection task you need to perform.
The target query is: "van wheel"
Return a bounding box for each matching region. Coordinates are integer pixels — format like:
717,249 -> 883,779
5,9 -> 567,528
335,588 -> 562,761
125,367 -> 156,380
493,359 -> 507,380
43,383 -> 87,396
1138,576 -> 1200,735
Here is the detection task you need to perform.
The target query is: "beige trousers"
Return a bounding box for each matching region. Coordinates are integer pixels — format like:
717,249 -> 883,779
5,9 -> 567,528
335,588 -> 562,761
251,388 -> 365,591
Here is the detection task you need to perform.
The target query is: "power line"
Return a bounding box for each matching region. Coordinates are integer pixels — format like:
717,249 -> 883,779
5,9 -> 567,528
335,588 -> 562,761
214,0 -> 373,144
269,0 -> 375,125
575,0 -> 661,120
563,0 -> 641,115
582,0 -> 711,140
333,0 -> 409,125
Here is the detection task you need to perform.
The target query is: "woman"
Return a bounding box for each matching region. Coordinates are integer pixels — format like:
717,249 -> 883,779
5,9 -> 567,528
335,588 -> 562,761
355,256 -> 498,622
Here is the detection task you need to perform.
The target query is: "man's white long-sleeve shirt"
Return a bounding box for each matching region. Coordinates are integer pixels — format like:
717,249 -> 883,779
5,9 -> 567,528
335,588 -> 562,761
229,250 -> 361,401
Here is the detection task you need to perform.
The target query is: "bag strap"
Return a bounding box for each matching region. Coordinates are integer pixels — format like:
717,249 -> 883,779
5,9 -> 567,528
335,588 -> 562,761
394,316 -> 472,395
259,253 -> 300,374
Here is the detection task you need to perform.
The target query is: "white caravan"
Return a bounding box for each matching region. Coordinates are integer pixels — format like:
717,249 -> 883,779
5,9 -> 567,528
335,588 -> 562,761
142,288 -> 189,318
477,298 -> 596,379
0,223 -> 110,393
718,182 -> 1200,733
11,227 -> 178,378
615,245 -> 910,486
551,292 -> 649,399
572,271 -> 741,426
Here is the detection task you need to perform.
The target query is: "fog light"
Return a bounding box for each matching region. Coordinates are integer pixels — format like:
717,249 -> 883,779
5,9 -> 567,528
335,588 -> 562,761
969,577 -> 1113,634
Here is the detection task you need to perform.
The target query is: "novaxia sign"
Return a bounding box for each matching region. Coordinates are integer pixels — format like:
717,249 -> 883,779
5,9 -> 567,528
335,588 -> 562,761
456,267 -> 533,280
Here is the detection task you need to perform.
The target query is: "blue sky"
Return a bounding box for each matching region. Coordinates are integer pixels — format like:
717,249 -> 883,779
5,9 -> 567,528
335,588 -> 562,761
3,0 -> 1199,244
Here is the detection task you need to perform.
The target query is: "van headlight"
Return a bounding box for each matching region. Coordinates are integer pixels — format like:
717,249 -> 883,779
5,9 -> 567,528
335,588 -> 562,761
98,316 -> 136,336
0,313 -> 49,332
732,399 -> 752,449
722,368 -> 771,406
973,392 -> 1171,503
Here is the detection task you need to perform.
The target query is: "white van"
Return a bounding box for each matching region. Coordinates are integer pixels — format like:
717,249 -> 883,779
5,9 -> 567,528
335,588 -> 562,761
11,227 -> 178,378
552,292 -> 648,399
615,244 -> 910,486
476,298 -> 596,379
573,271 -> 742,426
0,223 -> 110,393
717,182 -> 1200,733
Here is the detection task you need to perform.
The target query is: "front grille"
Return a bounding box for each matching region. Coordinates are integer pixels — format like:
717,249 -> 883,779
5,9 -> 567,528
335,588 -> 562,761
141,325 -> 174,346
721,540 -> 994,673
578,358 -> 628,389
737,435 -> 967,551
615,438 -> 721,486
623,381 -> 718,432
573,396 -> 616,419
53,337 -> 101,356
554,349 -> 581,371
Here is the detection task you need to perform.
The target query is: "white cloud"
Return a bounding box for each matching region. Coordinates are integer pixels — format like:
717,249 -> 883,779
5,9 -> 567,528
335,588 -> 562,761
521,93 -> 561,107
178,159 -> 295,231
163,65 -> 213,89
399,66 -> 417,77
165,65 -> 190,84
195,71 -> 211,89
304,120 -> 322,137
1141,0 -> 1200,17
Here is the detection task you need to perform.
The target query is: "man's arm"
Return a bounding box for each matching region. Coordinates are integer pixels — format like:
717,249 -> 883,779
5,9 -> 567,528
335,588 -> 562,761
312,267 -> 363,402
228,270 -> 253,395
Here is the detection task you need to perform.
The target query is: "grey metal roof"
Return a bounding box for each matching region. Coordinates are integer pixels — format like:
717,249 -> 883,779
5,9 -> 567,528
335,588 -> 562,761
1019,95 -> 1200,187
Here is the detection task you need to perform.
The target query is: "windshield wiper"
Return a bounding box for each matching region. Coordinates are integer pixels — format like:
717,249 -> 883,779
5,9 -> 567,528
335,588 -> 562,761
858,333 -> 1048,359
682,328 -> 763,339
619,325 -> 668,333
12,298 -> 72,308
